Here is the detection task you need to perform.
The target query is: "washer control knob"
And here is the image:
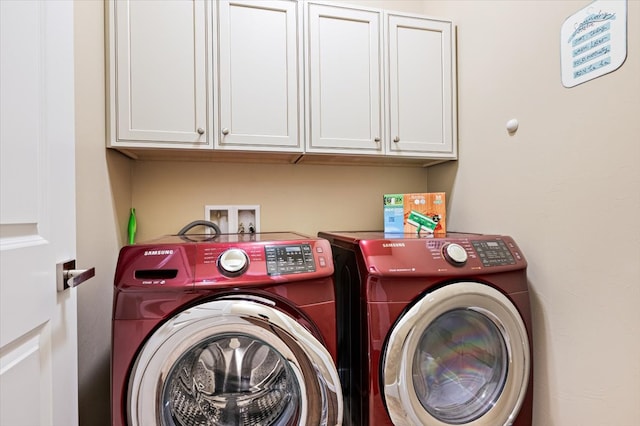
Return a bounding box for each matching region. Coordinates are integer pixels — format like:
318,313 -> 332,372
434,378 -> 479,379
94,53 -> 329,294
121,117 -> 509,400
443,243 -> 468,266
218,248 -> 249,276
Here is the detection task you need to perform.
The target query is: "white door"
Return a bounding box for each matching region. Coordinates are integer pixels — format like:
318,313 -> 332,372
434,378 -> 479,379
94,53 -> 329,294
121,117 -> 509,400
0,1 -> 79,425
217,0 -> 303,152
305,2 -> 383,154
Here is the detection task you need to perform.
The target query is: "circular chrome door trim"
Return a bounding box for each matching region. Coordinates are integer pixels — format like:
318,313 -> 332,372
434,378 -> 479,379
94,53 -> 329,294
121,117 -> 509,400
128,298 -> 343,426
383,282 -> 530,426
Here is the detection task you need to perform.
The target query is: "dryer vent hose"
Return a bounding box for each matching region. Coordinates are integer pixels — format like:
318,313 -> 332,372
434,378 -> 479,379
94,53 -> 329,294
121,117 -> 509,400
178,220 -> 222,236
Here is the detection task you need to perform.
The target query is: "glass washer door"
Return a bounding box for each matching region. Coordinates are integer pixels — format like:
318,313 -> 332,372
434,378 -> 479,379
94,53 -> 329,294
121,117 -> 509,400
161,333 -> 301,425
127,298 -> 342,426
382,282 -> 530,426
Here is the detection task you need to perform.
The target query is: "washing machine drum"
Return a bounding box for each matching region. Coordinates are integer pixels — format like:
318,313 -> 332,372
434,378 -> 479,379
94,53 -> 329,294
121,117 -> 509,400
127,298 -> 342,426
382,282 -> 530,426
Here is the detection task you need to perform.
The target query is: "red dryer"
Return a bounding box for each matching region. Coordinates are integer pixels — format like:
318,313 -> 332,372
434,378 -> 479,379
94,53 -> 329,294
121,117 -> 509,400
111,232 -> 342,426
319,231 -> 533,426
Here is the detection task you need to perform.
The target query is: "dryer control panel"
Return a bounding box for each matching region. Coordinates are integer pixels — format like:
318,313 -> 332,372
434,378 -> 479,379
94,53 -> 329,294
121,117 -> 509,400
351,233 -> 526,277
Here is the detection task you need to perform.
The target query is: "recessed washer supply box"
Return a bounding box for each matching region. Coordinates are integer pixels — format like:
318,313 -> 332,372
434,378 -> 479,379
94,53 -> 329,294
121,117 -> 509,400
383,193 -> 446,235
204,205 -> 260,234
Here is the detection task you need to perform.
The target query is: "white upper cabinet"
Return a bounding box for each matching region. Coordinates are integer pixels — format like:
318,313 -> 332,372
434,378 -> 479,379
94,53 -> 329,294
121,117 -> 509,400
108,0 -> 211,149
386,13 -> 456,158
305,2 -> 383,155
304,4 -> 456,161
216,0 -> 303,152
106,1 -> 457,165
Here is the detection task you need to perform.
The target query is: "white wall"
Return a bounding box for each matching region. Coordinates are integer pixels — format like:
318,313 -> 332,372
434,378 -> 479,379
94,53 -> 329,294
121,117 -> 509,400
424,1 -> 640,425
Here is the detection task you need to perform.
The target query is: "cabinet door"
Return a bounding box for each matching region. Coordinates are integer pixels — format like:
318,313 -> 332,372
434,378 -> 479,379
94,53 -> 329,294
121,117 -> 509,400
306,3 -> 383,154
217,0 -> 302,152
109,0 -> 210,148
386,14 -> 456,157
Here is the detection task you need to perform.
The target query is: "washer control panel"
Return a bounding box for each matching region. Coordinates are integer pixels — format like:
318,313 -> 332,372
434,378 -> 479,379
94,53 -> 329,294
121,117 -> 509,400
265,244 -> 316,276
117,233 -> 333,290
471,240 -> 515,267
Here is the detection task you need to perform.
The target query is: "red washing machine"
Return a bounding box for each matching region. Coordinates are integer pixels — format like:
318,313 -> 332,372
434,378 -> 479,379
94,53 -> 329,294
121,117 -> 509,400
111,232 -> 342,426
318,231 -> 533,426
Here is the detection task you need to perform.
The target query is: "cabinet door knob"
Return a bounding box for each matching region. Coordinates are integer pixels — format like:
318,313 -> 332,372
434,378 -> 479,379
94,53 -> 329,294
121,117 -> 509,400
374,137 -> 381,142
197,128 -> 205,135
222,128 -> 230,135
393,136 -> 400,143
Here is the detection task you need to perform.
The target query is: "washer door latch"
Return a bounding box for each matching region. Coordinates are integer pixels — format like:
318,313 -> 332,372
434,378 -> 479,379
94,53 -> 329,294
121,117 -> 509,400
56,259 -> 95,291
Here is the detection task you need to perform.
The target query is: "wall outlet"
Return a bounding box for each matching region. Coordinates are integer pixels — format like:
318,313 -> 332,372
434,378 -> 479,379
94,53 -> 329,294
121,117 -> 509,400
204,205 -> 260,234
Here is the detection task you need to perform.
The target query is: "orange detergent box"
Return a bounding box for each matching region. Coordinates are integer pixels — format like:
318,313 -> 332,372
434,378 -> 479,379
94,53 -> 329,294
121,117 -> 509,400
384,192 -> 446,235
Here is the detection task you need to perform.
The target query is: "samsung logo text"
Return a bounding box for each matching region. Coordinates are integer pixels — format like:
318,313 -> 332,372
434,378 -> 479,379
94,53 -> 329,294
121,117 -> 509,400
144,250 -> 174,256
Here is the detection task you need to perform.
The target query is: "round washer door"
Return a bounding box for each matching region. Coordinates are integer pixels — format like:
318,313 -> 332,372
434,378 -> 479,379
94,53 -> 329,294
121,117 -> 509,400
383,282 -> 530,426
127,298 -> 342,426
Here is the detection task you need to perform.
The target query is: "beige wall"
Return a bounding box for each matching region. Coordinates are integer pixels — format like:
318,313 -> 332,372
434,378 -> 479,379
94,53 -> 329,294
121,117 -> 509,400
132,161 -> 427,240
75,2 -> 132,425
424,1 -> 640,425
75,0 -> 639,425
